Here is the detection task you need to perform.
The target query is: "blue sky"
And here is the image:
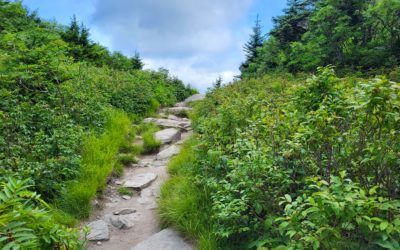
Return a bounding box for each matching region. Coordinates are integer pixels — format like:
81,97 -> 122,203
22,0 -> 287,92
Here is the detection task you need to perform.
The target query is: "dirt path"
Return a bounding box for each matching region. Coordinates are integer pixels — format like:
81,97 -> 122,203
82,98 -> 201,250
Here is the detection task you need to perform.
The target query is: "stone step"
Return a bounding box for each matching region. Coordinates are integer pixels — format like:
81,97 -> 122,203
144,118 -> 191,130
123,173 -> 157,189
131,228 -> 194,250
155,128 -> 181,144
156,145 -> 180,161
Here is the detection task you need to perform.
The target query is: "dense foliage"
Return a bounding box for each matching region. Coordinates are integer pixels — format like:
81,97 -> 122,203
0,0 -> 195,246
241,0 -> 400,77
163,68 -> 400,249
0,0 -> 195,199
0,178 -> 80,249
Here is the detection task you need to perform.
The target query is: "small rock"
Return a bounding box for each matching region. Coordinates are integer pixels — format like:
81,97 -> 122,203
123,173 -> 157,189
91,199 -> 100,208
97,241 -> 102,246
86,220 -> 109,241
122,195 -> 131,200
113,208 -> 137,215
115,180 -> 123,185
110,215 -> 135,229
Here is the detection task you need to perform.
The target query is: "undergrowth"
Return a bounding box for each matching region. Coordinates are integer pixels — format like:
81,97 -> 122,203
57,108 -> 132,219
140,123 -> 162,153
159,138 -> 218,250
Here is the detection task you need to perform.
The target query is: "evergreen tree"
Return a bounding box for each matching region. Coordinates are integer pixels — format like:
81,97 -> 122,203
240,15 -> 265,77
213,75 -> 223,89
270,0 -> 317,46
131,52 -> 144,70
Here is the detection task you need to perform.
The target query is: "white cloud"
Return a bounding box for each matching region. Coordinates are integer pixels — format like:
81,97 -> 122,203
90,0 -> 253,91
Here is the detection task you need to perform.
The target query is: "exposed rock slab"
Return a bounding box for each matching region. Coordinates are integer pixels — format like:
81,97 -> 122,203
174,102 -> 186,107
123,173 -> 157,189
156,145 -> 180,161
86,220 -> 110,241
154,128 -> 181,144
184,94 -> 205,103
144,118 -> 191,130
165,107 -> 192,114
131,228 -> 193,250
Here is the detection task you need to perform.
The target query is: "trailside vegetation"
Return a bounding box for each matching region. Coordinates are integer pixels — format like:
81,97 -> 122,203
240,0 -> 400,78
161,68 -> 400,249
0,0 -> 195,247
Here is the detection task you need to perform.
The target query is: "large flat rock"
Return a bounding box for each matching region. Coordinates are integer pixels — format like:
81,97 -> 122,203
155,128 -> 181,144
123,173 -> 157,189
131,228 -> 193,250
86,220 -> 110,241
144,118 -> 191,130
156,145 -> 181,161
184,94 -> 205,103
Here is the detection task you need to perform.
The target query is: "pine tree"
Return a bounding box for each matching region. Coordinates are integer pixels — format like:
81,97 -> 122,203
131,52 -> 144,70
213,75 -> 223,89
240,15 -> 264,77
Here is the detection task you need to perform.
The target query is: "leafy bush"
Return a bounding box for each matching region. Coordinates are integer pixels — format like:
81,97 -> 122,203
270,172 -> 400,250
171,68 -> 400,249
0,178 -> 80,249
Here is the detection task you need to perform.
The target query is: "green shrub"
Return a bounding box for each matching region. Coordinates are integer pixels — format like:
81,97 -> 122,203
0,178 -> 80,249
270,172 -> 400,249
177,68 -> 400,248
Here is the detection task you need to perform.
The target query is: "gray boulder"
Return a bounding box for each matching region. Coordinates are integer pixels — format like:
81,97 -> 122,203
155,128 -> 181,144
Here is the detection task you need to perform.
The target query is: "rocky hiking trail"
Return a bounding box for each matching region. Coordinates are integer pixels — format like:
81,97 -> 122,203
83,94 -> 204,250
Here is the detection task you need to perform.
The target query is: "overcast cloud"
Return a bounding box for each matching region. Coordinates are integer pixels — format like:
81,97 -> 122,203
24,0 -> 287,92
90,0 -> 253,91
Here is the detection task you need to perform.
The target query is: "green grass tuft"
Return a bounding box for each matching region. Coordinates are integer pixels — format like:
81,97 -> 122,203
118,153 -> 138,165
117,187 -> 133,196
140,122 -> 162,153
159,138 -> 218,250
58,108 -> 132,219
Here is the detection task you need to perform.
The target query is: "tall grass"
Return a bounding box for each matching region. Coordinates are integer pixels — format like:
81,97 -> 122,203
139,122 -> 162,153
159,138 -> 218,249
58,108 -> 132,219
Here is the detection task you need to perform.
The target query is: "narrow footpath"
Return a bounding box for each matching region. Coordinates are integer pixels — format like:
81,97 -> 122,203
83,94 -> 204,250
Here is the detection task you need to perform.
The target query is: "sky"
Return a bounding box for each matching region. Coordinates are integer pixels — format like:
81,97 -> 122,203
22,0 -> 287,92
